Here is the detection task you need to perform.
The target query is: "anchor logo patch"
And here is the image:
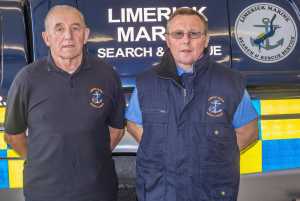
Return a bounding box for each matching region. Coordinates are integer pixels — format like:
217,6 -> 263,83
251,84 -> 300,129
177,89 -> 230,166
207,96 -> 224,117
89,87 -> 104,108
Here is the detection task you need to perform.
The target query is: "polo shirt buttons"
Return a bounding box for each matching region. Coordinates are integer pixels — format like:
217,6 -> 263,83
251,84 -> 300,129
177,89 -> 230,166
214,129 -> 219,135
72,160 -> 77,168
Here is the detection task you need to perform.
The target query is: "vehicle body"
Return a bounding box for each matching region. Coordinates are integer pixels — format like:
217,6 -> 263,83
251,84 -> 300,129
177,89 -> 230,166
0,0 -> 300,201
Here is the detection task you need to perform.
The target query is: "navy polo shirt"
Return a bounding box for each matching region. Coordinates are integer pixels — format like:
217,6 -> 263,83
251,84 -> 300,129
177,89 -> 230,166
4,53 -> 125,201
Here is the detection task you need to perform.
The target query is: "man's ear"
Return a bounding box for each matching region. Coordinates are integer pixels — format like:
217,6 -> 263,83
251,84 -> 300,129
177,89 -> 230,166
165,35 -> 171,48
84,28 -> 90,44
204,34 -> 210,48
42,31 -> 50,47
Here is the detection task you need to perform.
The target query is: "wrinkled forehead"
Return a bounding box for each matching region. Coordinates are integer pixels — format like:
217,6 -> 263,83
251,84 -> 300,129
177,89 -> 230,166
167,15 -> 205,31
45,7 -> 85,29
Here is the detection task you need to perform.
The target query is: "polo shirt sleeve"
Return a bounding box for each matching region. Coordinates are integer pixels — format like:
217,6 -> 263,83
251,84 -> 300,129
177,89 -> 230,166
108,73 -> 125,129
4,70 -> 28,134
232,90 -> 258,128
125,87 -> 143,125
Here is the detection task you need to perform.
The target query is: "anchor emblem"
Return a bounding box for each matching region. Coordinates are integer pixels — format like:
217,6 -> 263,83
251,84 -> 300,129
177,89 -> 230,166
207,96 -> 224,117
89,87 -> 104,108
91,90 -> 103,104
208,99 -> 222,114
250,14 -> 284,51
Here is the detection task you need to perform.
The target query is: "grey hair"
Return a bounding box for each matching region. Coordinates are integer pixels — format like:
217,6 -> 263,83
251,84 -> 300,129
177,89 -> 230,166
166,7 -> 208,34
44,5 -> 86,31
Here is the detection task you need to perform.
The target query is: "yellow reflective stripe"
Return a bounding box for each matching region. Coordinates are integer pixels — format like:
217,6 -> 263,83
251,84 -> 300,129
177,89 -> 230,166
0,107 -> 5,124
260,99 -> 300,115
261,119 -> 300,140
0,131 -> 7,149
240,140 -> 262,174
7,149 -> 21,158
8,160 -> 24,188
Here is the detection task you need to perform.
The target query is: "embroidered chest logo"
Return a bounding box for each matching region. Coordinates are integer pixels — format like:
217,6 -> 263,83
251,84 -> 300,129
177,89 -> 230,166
89,88 -> 104,108
207,96 -> 224,117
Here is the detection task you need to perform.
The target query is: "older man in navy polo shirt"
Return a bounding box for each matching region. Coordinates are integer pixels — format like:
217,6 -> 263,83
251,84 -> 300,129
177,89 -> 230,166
4,5 -> 125,201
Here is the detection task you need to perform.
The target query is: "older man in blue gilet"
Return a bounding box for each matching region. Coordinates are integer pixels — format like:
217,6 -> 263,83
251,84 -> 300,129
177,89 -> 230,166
126,7 -> 258,201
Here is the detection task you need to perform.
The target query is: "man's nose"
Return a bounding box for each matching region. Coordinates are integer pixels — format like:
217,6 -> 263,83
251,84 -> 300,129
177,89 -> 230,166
64,28 -> 73,39
182,33 -> 191,43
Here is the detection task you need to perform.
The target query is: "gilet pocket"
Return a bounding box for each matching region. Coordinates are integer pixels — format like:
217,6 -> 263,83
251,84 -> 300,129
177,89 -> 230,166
138,108 -> 168,166
205,124 -> 237,163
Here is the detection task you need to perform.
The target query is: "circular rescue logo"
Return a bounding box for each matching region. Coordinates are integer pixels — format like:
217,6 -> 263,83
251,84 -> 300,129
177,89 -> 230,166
207,96 -> 224,117
235,3 -> 298,63
89,87 -> 104,108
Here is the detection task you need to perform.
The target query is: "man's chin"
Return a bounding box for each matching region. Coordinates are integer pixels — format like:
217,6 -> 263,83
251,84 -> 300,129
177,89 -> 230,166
60,52 -> 81,60
176,59 -> 195,67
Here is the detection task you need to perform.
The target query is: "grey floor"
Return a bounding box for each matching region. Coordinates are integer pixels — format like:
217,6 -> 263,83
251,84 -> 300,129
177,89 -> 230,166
1,159 -> 300,201
0,156 -> 137,201
0,188 -> 137,201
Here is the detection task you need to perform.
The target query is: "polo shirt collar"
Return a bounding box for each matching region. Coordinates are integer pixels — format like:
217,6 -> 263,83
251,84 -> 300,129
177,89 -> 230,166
176,66 -> 193,76
47,49 -> 91,73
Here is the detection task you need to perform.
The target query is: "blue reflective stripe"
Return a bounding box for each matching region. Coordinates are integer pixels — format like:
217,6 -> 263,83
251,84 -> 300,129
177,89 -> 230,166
125,87 -> 143,125
262,139 -> 300,172
232,90 -> 258,128
0,151 -> 9,189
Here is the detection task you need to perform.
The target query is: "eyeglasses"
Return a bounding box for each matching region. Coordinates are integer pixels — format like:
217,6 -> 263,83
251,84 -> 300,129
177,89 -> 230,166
166,31 -> 206,39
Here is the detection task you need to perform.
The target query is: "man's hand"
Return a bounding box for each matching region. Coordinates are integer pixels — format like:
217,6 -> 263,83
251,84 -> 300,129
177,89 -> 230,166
126,121 -> 143,143
4,132 -> 27,159
235,118 -> 259,151
109,127 -> 125,150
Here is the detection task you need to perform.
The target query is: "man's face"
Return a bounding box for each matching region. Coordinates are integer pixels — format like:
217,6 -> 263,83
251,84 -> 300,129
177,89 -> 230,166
42,8 -> 90,61
166,15 -> 209,69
